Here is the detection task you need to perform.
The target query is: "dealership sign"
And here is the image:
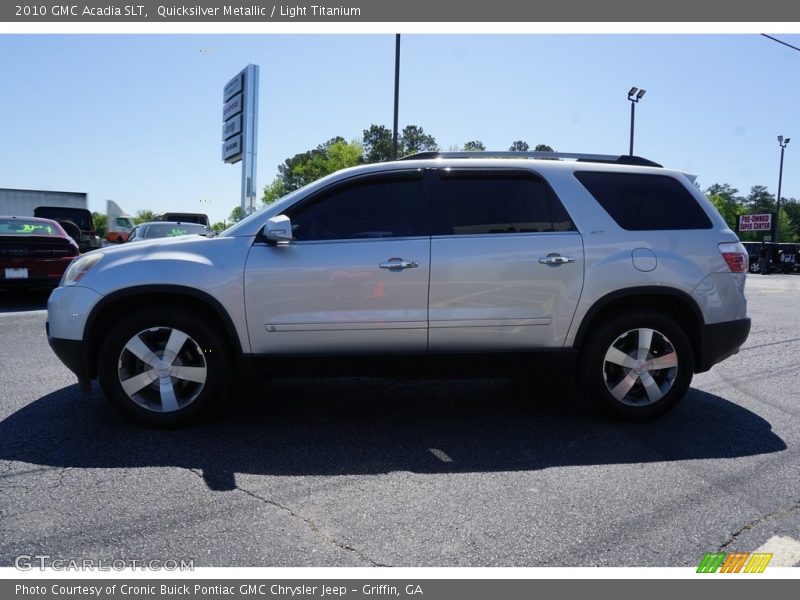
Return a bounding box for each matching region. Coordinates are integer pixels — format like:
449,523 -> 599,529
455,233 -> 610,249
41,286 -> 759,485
221,64 -> 259,217
738,213 -> 772,232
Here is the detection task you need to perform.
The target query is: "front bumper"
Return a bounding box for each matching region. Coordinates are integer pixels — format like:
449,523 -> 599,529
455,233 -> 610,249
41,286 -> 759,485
46,328 -> 95,380
697,317 -> 751,372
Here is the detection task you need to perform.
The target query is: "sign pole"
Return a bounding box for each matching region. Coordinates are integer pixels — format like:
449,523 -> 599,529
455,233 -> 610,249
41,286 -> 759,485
222,64 -> 259,218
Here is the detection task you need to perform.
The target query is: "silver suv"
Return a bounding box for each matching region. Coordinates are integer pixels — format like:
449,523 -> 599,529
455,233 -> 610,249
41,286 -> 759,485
46,152 -> 751,424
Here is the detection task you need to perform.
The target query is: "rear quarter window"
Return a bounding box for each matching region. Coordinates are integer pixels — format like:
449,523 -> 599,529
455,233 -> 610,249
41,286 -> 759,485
574,171 -> 712,230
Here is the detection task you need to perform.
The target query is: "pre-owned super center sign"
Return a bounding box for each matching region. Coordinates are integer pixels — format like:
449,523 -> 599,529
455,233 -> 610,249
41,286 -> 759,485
739,214 -> 773,232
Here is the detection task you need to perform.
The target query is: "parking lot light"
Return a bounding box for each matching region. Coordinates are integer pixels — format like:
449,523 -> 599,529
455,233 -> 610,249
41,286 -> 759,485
627,87 -> 646,156
776,135 -> 790,243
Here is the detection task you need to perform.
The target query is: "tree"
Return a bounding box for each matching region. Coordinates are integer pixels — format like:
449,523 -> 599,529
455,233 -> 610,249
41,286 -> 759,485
705,183 -> 741,205
134,209 -> 158,224
229,206 -> 244,223
746,185 -> 775,214
534,144 -> 555,152
462,140 -> 486,151
780,199 -> 800,242
262,177 -> 288,206
399,125 -> 438,156
276,137 -> 363,193
211,221 -> 227,233
708,194 -> 742,232
91,211 -> 107,238
362,124 -> 394,163
509,141 -> 529,152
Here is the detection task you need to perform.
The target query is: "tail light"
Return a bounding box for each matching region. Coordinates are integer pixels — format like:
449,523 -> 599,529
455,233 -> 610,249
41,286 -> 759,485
719,242 -> 748,273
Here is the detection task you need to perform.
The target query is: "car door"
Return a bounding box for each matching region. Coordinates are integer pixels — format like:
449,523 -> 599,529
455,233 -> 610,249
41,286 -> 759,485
244,171 -> 431,354
428,168 -> 584,351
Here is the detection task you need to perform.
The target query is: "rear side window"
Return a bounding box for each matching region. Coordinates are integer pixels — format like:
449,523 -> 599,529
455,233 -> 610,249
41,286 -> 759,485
431,171 -> 575,236
574,171 -> 712,230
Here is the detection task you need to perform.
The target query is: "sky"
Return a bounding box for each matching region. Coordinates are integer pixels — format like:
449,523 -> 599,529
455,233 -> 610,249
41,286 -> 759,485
1,32 -> 799,223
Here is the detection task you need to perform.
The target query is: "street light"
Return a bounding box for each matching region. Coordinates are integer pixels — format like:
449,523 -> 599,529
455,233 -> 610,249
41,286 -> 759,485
627,86 -> 646,156
775,135 -> 790,243
392,34 -> 400,160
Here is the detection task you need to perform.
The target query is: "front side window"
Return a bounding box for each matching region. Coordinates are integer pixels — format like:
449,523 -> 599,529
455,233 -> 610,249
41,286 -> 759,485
286,174 -> 426,241
431,171 -> 575,236
574,171 -> 713,230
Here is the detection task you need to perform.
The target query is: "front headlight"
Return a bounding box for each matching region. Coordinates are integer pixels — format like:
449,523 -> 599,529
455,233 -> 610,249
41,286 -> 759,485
62,252 -> 104,286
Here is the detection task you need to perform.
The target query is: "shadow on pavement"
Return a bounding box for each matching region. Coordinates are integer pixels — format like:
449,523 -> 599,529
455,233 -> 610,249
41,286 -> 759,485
0,289 -> 50,313
0,377 -> 786,491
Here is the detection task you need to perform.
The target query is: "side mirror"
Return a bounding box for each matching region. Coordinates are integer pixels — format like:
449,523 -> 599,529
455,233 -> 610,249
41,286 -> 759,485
263,215 -> 293,243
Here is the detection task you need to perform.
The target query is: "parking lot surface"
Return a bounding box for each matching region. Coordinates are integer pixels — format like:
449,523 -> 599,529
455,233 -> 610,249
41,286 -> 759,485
1,276 -> 798,567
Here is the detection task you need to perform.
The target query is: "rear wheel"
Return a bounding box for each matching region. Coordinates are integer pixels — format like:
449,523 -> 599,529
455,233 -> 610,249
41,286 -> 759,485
98,307 -> 232,424
579,312 -> 694,420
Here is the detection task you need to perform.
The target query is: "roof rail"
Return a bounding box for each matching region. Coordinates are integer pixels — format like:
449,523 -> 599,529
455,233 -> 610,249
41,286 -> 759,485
399,151 -> 662,168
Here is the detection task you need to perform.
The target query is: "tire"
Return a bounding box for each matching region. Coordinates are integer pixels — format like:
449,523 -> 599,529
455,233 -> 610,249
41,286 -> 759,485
97,307 -> 232,425
579,311 -> 694,420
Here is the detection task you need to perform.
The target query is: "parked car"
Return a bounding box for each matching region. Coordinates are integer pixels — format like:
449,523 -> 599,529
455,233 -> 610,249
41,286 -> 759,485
159,212 -> 210,226
126,221 -> 215,242
46,151 -> 750,424
33,206 -> 100,252
0,216 -> 79,289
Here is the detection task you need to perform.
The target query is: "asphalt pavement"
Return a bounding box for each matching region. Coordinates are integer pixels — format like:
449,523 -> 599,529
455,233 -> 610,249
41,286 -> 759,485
0,276 -> 798,567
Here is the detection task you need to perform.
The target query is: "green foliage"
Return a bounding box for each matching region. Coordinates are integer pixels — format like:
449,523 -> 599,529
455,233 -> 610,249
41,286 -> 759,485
361,124 -> 439,162
276,137 -> 363,194
509,141 -> 529,152
91,211 -> 107,238
211,221 -> 227,232
262,178 -> 288,206
134,209 -> 158,224
229,206 -> 244,223
362,124 -> 395,163
708,194 -> 741,231
399,125 -> 438,156
463,140 -> 486,151
534,144 -> 555,152
706,183 -> 799,242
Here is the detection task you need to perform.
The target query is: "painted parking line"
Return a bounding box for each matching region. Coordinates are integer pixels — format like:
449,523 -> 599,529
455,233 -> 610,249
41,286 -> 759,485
754,535 -> 800,567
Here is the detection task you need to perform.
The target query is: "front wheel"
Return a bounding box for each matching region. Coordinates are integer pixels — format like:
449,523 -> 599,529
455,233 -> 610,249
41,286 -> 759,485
97,307 -> 232,425
579,312 -> 694,420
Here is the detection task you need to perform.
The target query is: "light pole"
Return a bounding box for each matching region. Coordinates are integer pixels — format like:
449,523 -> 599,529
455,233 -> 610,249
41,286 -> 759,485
775,135 -> 790,243
627,86 -> 646,156
392,34 -> 401,160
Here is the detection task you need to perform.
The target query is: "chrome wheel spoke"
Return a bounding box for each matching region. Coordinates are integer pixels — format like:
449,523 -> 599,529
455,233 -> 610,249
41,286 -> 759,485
640,371 -> 665,403
159,378 -> 180,412
609,371 -> 638,401
124,335 -> 159,367
171,366 -> 207,384
605,347 -> 637,369
645,352 -> 678,371
120,370 -> 155,396
636,328 -> 655,360
163,329 -> 189,365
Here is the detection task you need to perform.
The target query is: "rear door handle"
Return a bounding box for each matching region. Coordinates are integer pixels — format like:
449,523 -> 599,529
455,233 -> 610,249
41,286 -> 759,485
539,254 -> 576,265
380,259 -> 419,270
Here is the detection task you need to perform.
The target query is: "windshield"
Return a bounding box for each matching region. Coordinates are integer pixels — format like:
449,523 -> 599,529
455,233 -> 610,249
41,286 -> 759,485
143,223 -> 213,238
0,219 -> 61,236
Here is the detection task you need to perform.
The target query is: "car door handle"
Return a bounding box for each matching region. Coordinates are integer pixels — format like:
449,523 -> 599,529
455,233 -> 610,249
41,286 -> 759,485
379,259 -> 419,270
539,255 -> 576,265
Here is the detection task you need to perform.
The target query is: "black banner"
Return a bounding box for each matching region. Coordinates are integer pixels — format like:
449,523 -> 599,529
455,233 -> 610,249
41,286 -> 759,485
2,0 -> 800,22
4,579 -> 799,600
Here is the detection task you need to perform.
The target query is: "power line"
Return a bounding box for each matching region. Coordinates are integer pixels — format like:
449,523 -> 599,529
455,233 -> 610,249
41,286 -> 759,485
761,34 -> 800,53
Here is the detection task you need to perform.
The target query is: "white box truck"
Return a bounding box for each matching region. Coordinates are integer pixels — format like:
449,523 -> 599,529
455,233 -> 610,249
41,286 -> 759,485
105,200 -> 135,244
